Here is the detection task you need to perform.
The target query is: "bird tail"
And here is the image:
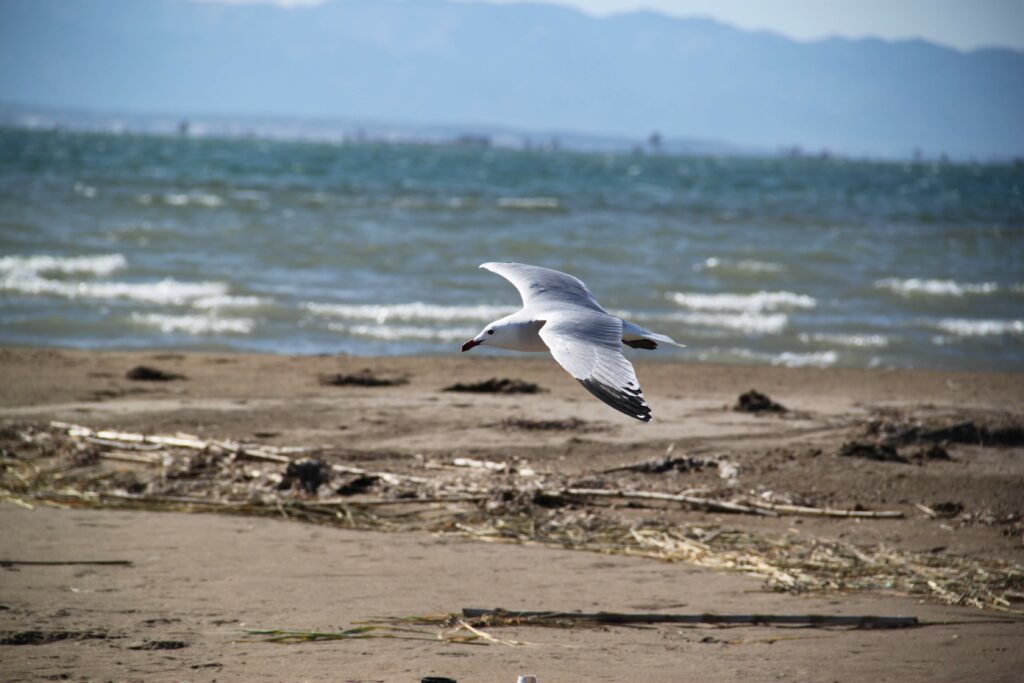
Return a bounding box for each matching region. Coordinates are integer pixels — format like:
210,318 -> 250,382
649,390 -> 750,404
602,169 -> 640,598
621,320 -> 685,350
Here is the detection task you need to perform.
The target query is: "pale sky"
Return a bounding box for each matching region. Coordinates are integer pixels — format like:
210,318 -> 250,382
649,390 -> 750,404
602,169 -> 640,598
204,0 -> 1024,52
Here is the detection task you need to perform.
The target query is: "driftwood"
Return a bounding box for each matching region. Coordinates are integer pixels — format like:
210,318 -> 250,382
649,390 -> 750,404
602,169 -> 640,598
0,559 -> 132,567
558,488 -> 776,516
742,500 -> 904,519
50,421 -> 427,484
461,608 -> 919,628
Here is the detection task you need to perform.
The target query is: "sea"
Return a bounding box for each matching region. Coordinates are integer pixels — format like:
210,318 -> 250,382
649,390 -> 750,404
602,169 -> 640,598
2,127 -> 1023,371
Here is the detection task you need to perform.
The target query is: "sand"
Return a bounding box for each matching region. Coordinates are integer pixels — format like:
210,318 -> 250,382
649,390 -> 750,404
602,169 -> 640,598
1,347 -> 1022,682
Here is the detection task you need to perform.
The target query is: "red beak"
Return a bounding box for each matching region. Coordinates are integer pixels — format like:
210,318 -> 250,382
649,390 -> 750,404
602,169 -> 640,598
461,339 -> 481,352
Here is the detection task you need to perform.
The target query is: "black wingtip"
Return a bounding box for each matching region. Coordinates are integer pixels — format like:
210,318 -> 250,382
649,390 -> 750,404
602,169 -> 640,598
624,339 -> 658,350
578,378 -> 652,422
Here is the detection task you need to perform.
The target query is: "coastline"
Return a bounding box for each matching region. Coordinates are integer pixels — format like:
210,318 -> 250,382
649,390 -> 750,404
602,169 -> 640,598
1,346 -> 1022,681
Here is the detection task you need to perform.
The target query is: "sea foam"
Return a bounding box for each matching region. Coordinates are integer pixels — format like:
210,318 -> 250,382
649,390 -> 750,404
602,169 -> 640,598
304,301 -> 514,324
875,278 -> 999,297
669,290 -> 815,313
0,253 -> 232,305
130,312 -> 254,335
932,318 -> 1024,337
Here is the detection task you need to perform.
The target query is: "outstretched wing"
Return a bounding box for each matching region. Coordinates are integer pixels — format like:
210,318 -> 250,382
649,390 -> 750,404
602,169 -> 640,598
538,309 -> 652,422
480,262 -> 606,313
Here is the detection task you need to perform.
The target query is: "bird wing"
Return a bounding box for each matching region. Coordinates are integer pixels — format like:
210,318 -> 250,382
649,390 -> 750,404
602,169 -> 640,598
480,262 -> 606,313
538,309 -> 652,422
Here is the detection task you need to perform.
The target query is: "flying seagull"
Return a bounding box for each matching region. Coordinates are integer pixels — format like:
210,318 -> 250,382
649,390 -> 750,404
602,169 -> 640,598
461,262 -> 683,422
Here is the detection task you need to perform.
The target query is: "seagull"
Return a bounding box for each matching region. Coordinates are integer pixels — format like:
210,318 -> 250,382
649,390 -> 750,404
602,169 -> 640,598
461,262 -> 683,422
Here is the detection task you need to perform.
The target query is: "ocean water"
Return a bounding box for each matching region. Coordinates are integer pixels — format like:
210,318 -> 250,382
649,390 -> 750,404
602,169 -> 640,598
1,127 -> 1022,371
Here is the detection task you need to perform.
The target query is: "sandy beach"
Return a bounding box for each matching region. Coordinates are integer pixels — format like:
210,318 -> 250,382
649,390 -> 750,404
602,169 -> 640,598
1,347 -> 1022,682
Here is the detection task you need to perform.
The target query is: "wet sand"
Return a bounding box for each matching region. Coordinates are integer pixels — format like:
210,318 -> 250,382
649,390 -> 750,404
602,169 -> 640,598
1,347 -> 1022,682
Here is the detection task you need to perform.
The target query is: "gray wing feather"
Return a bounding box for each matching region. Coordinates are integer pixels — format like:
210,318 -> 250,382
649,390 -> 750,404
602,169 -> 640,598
538,310 -> 652,422
480,262 -> 606,312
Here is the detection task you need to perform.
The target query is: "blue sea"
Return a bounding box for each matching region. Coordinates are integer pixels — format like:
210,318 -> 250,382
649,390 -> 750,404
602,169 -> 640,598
2,127 -> 1022,371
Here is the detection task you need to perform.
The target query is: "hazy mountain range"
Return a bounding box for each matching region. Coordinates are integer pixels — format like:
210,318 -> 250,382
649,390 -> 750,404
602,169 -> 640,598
2,0 -> 1023,158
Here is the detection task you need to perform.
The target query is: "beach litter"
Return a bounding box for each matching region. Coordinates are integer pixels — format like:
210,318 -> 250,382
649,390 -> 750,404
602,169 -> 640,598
2,421 -> 1022,614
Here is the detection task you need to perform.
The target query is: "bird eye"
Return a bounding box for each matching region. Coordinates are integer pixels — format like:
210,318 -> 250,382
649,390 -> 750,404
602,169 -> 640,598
487,329 -> 495,335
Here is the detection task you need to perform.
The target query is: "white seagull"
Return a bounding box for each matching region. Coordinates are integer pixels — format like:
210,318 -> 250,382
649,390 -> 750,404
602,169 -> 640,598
461,262 -> 683,422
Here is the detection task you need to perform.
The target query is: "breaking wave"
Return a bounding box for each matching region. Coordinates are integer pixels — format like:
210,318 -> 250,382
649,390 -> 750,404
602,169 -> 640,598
303,301 -> 514,324
669,290 -> 816,313
875,278 -> 999,297
130,312 -> 254,335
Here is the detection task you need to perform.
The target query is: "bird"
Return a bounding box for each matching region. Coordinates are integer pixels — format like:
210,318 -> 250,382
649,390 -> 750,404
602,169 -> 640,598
461,262 -> 683,422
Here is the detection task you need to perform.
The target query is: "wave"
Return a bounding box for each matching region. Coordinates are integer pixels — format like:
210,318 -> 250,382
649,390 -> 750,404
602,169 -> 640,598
304,301 -> 513,324
192,294 -> 267,309
330,322 -> 476,342
136,192 -> 224,208
772,350 -> 839,368
3,273 -> 229,305
130,312 -> 254,335
665,311 -> 788,334
0,252 -> 239,306
0,253 -> 127,276
799,332 -> 889,348
931,318 -> 1024,337
875,278 -> 999,297
669,290 -> 815,313
696,347 -> 838,368
694,257 -> 784,274
496,196 -> 561,210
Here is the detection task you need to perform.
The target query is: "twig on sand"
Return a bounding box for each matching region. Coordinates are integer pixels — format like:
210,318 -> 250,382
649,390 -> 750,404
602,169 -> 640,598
741,500 -> 904,519
0,559 -> 132,567
459,608 -> 920,629
557,488 -> 777,516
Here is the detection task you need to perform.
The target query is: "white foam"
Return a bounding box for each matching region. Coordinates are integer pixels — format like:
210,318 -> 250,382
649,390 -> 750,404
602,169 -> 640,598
669,290 -> 815,313
694,347 -> 837,367
332,323 -> 476,342
2,274 -> 228,305
667,311 -> 788,334
771,350 -> 839,368
694,257 -> 783,274
192,294 -> 267,309
304,301 -> 514,324
875,278 -> 999,297
131,312 -> 254,335
799,332 -> 889,348
932,319 -> 1024,336
496,197 -> 561,210
0,254 -> 127,276
163,192 -> 224,208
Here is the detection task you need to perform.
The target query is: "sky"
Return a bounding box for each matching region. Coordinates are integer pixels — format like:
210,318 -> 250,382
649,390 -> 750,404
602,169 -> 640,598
203,0 -> 1024,52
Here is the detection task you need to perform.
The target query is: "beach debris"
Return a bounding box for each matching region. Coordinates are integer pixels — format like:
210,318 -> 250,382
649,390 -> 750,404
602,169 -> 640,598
0,559 -> 132,567
909,444 -> 952,461
279,459 -> 331,494
458,608 -> 920,629
128,639 -> 189,650
604,454 -> 718,474
443,378 -> 544,394
0,629 -> 112,645
125,365 -> 185,382
3,422 -> 1021,613
866,412 -> 1024,447
734,390 -> 787,414
837,441 -> 907,463
335,474 -> 379,496
318,369 -> 408,387
553,487 -> 774,516
517,676 -> 538,683
499,417 -> 592,431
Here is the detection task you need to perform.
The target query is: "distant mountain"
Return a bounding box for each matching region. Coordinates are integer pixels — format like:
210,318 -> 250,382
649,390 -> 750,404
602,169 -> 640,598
2,0 -> 1022,158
